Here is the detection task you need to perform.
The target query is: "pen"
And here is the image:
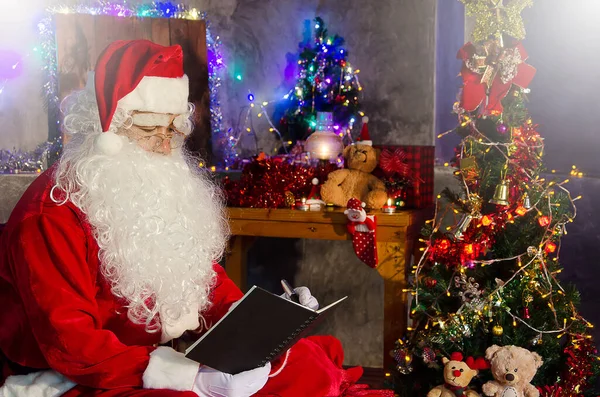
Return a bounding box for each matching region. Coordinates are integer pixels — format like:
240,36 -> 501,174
280,279 -> 300,304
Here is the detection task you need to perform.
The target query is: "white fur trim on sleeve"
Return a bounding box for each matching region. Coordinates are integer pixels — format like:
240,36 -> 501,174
142,347 -> 199,391
0,370 -> 76,397
118,75 -> 189,115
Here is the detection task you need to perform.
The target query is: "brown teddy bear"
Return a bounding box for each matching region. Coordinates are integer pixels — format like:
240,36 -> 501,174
483,345 -> 543,397
427,352 -> 481,397
320,135 -> 388,209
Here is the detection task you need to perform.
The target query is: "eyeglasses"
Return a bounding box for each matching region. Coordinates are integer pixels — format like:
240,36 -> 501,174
129,124 -> 186,152
126,112 -> 189,153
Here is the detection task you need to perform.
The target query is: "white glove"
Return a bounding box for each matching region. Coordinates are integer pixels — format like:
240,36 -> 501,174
282,286 -> 319,310
193,362 -> 271,397
226,301 -> 240,313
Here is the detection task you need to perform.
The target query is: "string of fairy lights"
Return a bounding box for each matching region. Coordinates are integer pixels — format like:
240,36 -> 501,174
228,64 -> 365,160
226,90 -> 295,156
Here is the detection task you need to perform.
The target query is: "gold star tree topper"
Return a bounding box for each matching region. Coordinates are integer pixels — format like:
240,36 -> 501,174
461,0 -> 533,42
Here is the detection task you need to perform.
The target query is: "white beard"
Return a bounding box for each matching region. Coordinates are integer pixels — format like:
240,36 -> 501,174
55,136 -> 228,334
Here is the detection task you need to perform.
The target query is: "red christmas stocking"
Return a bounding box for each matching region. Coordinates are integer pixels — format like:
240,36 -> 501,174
349,215 -> 378,268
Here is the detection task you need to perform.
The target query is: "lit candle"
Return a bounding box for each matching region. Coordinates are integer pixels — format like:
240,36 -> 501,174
382,198 -> 396,214
297,197 -> 309,211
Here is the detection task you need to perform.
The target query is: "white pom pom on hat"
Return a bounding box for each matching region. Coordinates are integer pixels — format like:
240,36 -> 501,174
312,178 -> 319,185
362,116 -> 369,123
95,131 -> 124,155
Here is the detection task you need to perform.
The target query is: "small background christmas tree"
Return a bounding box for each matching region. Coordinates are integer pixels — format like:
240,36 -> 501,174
391,1 -> 600,396
278,17 -> 363,145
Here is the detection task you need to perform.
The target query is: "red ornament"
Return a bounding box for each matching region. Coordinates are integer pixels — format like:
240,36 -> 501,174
523,307 -> 531,319
422,347 -> 436,364
424,277 -> 438,289
538,216 -> 551,227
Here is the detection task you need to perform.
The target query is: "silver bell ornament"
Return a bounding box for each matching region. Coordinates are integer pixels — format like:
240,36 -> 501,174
452,213 -> 475,240
522,193 -> 532,209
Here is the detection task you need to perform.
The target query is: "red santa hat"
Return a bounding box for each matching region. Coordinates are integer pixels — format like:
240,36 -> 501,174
92,40 -> 189,154
357,116 -> 372,146
307,178 -> 321,200
346,198 -> 366,211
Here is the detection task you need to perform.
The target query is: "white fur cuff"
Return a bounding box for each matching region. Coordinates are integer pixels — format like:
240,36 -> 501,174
142,347 -> 199,391
0,370 -> 76,397
118,75 -> 189,116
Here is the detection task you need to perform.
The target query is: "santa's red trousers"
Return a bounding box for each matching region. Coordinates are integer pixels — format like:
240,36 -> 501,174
46,337 -> 392,397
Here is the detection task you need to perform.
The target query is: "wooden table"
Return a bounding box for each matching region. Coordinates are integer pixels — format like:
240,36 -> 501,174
225,207 -> 427,368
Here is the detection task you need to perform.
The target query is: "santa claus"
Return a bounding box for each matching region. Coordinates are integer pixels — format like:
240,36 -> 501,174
0,40 -> 392,397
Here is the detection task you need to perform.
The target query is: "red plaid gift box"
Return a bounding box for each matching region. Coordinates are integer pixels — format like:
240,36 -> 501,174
373,145 -> 434,209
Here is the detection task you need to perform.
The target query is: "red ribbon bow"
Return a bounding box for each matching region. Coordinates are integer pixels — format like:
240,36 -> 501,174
379,148 -> 411,179
458,41 -> 536,113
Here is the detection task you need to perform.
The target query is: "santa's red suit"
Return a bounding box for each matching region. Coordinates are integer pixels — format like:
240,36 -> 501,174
0,168 -> 392,397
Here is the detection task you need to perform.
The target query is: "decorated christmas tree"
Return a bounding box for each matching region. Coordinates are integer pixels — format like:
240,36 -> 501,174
392,1 -> 600,396
279,17 -> 363,144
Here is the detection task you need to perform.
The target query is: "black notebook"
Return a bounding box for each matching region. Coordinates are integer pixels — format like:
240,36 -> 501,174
184,286 -> 347,374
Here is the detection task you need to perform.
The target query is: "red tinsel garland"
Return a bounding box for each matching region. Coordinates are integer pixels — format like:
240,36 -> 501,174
538,335 -> 598,397
223,156 -> 339,208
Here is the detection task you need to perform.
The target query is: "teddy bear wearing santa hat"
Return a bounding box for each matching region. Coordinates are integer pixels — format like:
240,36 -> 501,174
0,40 -> 393,397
